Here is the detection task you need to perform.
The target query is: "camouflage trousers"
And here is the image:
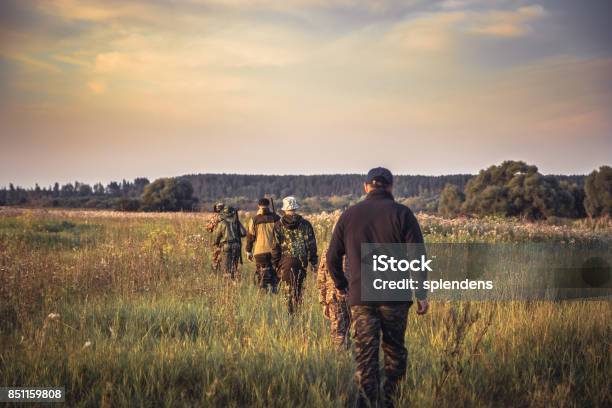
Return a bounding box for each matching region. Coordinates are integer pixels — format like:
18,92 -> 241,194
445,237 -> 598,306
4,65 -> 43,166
324,300 -> 351,350
220,243 -> 241,280
350,303 -> 411,408
254,253 -> 278,293
278,257 -> 306,314
211,245 -> 222,271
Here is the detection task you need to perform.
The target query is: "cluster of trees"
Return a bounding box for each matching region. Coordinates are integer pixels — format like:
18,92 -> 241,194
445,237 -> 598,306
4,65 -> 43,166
0,177 -> 197,212
438,161 -> 610,219
0,178 -> 151,209
584,166 -> 612,217
140,179 -> 198,212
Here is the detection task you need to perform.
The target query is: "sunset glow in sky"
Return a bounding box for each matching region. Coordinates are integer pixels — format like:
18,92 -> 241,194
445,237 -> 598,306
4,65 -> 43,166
1,0 -> 611,186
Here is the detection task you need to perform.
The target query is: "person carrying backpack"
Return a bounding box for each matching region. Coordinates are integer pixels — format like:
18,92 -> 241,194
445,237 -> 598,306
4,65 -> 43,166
271,196 -> 318,314
213,206 -> 247,280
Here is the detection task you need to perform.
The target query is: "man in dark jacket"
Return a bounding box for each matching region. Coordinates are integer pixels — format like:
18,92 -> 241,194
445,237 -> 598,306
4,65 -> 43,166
327,167 -> 429,408
272,196 -> 318,314
246,198 -> 281,292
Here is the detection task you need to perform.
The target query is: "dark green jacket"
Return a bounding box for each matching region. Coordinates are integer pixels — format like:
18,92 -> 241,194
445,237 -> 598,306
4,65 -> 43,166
213,208 -> 246,249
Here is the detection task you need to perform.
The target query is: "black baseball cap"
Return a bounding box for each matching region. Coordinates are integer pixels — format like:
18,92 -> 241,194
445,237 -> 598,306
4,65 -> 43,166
366,167 -> 393,186
258,198 -> 270,206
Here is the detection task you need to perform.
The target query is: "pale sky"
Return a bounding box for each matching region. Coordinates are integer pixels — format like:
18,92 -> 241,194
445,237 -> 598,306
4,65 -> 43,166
1,0 -> 611,187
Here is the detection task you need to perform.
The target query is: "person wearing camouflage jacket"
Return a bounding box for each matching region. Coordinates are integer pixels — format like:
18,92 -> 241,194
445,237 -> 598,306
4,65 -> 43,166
213,206 -> 246,280
206,202 -> 225,271
317,252 -> 351,350
271,196 -> 318,314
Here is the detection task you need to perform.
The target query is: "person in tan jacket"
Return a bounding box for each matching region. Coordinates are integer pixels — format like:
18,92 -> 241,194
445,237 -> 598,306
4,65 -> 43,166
317,251 -> 351,350
246,198 -> 280,292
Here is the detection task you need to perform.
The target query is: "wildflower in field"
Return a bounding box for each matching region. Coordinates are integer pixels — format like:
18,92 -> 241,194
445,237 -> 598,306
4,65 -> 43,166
83,340 -> 92,349
47,312 -> 60,321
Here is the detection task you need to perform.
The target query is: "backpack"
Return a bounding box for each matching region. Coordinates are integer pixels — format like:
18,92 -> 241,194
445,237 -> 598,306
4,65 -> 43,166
279,220 -> 309,260
221,208 -> 244,244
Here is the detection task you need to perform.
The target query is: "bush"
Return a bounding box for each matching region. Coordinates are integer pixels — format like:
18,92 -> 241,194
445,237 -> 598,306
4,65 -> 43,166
400,196 -> 438,213
438,184 -> 465,217
462,161 -> 578,219
140,178 -> 197,212
584,166 -> 612,217
116,198 -> 141,212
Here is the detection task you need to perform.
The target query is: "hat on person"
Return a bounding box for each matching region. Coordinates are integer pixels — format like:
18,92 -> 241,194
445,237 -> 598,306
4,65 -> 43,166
282,196 -> 300,211
258,198 -> 270,207
366,167 -> 393,186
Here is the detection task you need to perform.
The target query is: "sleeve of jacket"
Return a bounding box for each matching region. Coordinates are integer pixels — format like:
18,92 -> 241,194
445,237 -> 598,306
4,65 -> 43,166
305,220 -> 318,267
327,212 -> 348,291
245,218 -> 256,252
271,222 -> 282,269
316,254 -> 327,305
403,208 -> 427,300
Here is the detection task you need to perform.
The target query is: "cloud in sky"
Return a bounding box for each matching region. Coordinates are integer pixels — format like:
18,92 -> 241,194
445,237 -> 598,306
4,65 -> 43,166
467,5 -> 545,37
0,0 -> 611,186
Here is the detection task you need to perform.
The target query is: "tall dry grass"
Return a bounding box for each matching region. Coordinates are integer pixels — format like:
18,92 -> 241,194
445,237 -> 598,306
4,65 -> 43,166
0,208 -> 610,407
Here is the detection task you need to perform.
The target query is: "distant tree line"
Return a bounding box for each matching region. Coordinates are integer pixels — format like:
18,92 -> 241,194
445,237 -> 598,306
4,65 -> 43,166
0,178 -> 151,209
0,163 -> 609,218
0,174 -> 474,211
0,177 -> 195,212
179,173 -> 474,200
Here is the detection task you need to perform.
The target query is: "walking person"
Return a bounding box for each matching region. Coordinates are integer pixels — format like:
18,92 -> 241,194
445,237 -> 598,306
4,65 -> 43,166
246,198 -> 281,292
272,196 -> 318,314
327,167 -> 429,408
317,251 -> 351,350
213,206 -> 247,280
205,202 -> 225,272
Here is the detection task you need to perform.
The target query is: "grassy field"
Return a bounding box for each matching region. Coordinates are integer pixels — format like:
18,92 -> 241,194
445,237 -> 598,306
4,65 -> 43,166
1,208 -> 611,407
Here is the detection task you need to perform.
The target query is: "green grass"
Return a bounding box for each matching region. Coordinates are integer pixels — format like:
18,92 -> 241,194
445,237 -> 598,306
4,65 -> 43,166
0,209 -> 611,407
